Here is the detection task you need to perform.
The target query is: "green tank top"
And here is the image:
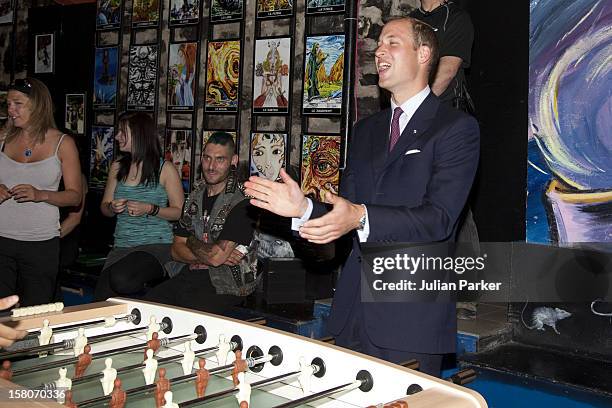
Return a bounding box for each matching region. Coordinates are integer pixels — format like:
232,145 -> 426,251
113,167 -> 173,248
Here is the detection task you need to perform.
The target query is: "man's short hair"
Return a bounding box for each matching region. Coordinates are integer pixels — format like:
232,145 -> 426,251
205,131 -> 236,153
387,16 -> 439,75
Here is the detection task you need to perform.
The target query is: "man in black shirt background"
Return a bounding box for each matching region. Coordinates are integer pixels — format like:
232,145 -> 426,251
145,132 -> 257,314
411,0 -> 474,111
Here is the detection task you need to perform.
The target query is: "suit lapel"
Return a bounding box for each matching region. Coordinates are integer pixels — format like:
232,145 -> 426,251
383,93 -> 440,171
369,109 -> 390,182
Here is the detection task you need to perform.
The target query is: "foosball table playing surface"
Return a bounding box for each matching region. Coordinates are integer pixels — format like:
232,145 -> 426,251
0,299 -> 488,407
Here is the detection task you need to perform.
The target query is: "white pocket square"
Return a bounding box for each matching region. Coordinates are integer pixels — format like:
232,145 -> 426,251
405,149 -> 421,155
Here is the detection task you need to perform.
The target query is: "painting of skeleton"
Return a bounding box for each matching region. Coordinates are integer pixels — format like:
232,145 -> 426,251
127,45 -> 158,111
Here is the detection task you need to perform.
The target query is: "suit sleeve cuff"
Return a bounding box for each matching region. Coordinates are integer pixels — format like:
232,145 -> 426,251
291,198 -> 313,231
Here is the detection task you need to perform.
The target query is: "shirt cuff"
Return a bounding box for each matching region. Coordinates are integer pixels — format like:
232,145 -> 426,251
357,205 -> 370,243
291,198 -> 313,231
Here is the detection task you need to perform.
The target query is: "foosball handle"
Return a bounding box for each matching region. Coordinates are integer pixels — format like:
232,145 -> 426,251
319,336 -> 335,345
399,359 -> 419,371
245,317 -> 267,326
446,368 -> 477,385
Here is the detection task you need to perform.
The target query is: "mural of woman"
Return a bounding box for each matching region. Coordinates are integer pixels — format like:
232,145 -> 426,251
250,133 -> 286,181
253,41 -> 289,109
174,43 -> 196,107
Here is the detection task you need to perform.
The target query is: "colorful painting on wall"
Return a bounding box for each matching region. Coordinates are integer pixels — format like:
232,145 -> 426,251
169,0 -> 200,26
527,0 -> 612,244
90,126 -> 114,190
167,42 -> 198,111
256,0 -> 293,19
96,0 -> 122,30
65,94 -> 85,135
165,129 -> 193,193
205,40 -> 240,113
306,0 -> 345,15
0,91 -> 7,122
132,0 -> 159,28
302,34 -> 345,115
34,34 -> 54,74
127,45 -> 158,111
0,0 -> 14,25
210,0 -> 243,23
93,47 -> 119,110
301,134 -> 341,201
250,133 -> 287,181
252,37 -> 290,114
194,130 -> 237,182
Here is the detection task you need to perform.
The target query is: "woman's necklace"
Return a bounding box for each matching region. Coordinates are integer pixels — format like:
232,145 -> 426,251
22,136 -> 37,158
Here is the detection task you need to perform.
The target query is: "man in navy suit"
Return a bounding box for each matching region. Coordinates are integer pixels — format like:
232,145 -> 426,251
245,17 -> 479,376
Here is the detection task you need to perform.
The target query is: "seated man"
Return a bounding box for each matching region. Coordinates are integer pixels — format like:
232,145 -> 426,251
145,132 -> 258,314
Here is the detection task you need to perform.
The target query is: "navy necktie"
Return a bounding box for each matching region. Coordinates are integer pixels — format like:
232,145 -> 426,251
389,107 -> 403,151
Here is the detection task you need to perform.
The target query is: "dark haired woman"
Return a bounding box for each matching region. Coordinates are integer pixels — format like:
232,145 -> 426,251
94,112 -> 184,300
0,78 -> 82,306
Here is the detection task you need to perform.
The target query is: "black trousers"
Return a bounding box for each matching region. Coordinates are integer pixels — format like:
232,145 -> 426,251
0,236 -> 59,306
94,251 -> 166,301
145,266 -> 245,315
335,304 -> 444,377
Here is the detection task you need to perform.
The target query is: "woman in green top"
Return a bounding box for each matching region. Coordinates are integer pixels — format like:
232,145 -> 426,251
94,112 -> 184,301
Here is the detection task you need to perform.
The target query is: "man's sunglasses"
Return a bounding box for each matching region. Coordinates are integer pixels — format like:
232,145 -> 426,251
8,78 -> 32,95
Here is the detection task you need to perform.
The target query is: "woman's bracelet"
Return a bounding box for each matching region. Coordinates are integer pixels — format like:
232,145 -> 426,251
148,204 -> 160,217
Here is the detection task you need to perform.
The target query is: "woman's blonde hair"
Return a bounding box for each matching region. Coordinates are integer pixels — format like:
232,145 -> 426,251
4,77 -> 57,145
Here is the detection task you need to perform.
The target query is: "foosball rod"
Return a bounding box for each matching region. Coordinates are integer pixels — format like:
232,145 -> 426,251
272,370 -> 374,408
24,313 -> 138,339
180,370 -> 301,407
76,353 -> 275,407
14,333 -> 197,378
71,337 -> 240,386
0,322 -> 169,359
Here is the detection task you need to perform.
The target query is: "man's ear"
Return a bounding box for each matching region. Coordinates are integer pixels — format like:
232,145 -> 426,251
231,154 -> 239,167
418,45 -> 433,66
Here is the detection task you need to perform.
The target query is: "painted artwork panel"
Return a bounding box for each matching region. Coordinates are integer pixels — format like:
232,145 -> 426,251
303,35 -> 345,115
167,42 -> 198,111
127,45 -> 158,111
205,40 -> 240,113
306,0 -> 345,15
256,0 -> 293,19
96,0 -> 122,30
90,126 -> 114,190
252,37 -> 291,114
0,0 -> 14,25
65,94 -> 85,135
527,0 -> 612,244
210,0 -> 243,23
34,34 -> 53,74
301,134 -> 341,201
132,0 -> 159,28
165,129 -> 193,193
195,130 -> 237,182
170,0 -> 200,26
250,133 -> 287,182
93,47 -> 119,109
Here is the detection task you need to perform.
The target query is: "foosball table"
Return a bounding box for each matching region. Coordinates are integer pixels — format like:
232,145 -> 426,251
0,299 -> 488,407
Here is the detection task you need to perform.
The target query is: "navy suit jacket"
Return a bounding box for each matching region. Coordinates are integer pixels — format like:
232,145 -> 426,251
312,93 -> 480,353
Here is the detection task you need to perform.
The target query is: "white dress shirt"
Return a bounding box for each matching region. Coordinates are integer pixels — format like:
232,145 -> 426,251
293,86 -> 431,242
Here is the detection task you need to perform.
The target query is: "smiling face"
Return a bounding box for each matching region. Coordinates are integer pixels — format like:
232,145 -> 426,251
252,134 -> 285,181
7,90 -> 32,129
375,19 -> 427,103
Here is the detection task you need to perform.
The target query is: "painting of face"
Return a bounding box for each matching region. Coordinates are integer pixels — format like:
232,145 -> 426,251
250,133 -> 287,181
301,134 -> 341,201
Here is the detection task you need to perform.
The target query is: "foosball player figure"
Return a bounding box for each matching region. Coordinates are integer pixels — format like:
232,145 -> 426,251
195,358 -> 210,398
155,367 -> 171,408
0,360 -> 12,380
74,344 -> 92,378
232,349 -> 247,386
144,332 -> 161,360
240,402 -> 249,408
110,378 -> 127,408
63,389 -> 77,408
